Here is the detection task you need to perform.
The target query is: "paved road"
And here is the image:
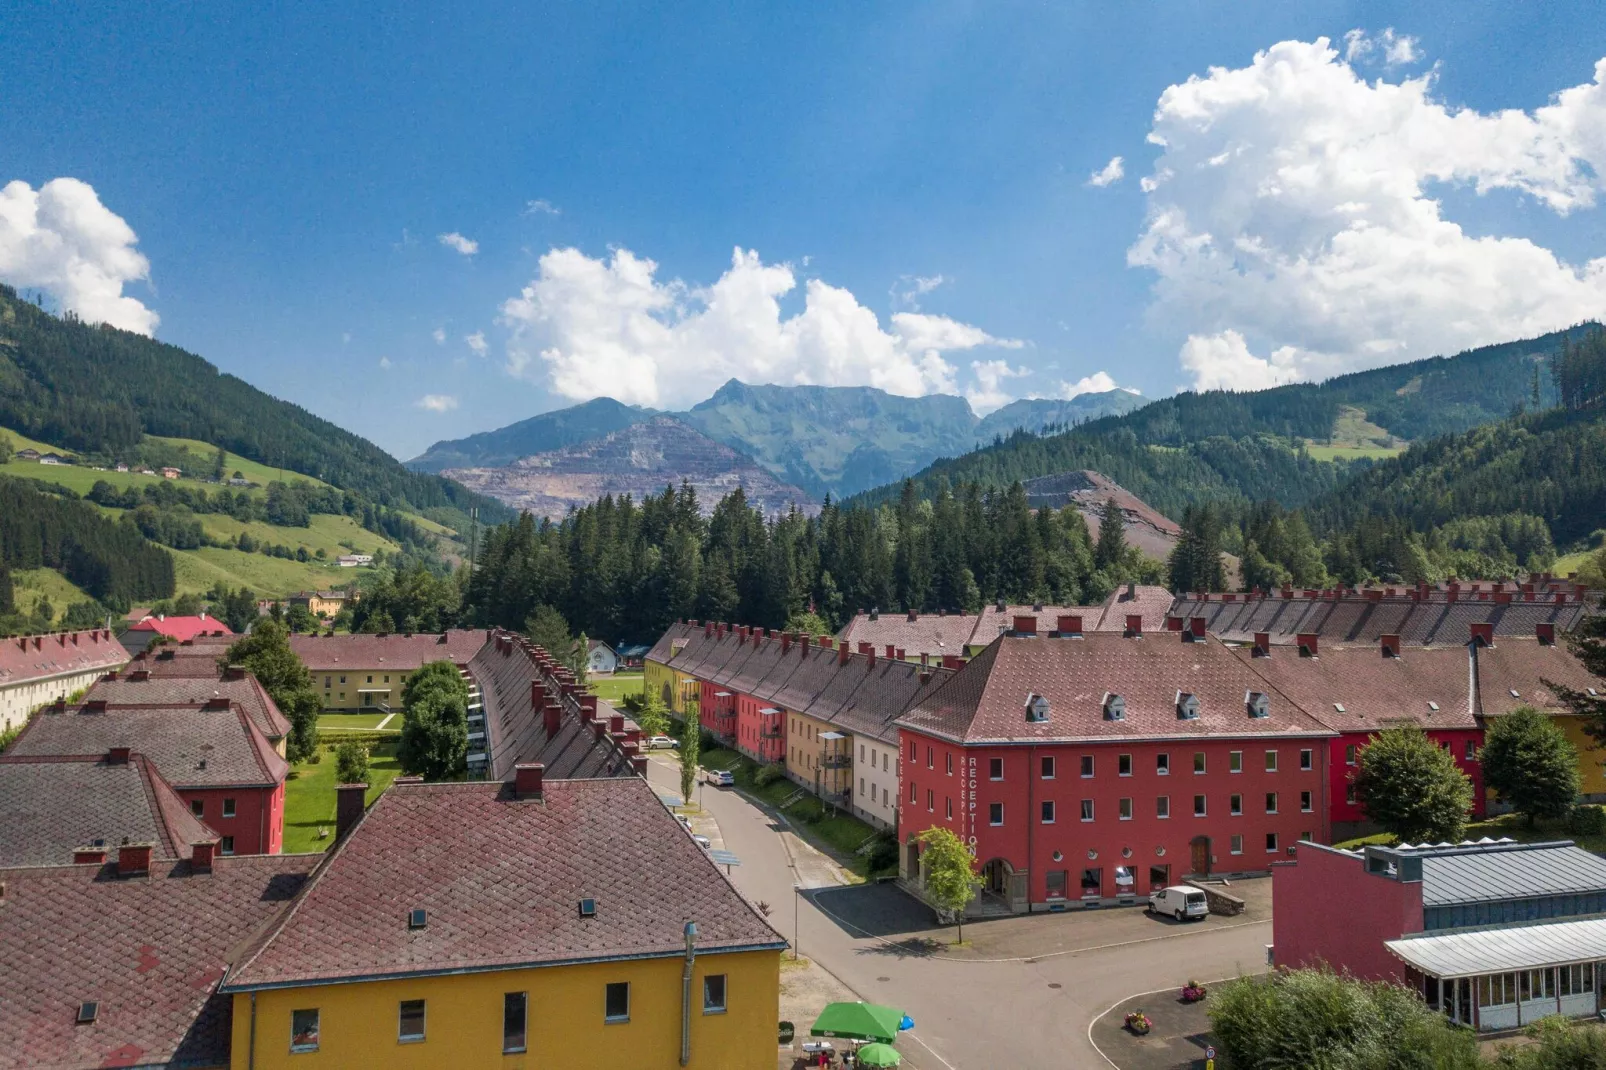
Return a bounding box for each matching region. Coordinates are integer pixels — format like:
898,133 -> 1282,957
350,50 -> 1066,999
648,758 -> 1270,1069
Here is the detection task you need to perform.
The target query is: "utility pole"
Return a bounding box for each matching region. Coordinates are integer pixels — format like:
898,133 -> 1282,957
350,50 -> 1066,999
468,507 -> 479,571
793,884 -> 801,960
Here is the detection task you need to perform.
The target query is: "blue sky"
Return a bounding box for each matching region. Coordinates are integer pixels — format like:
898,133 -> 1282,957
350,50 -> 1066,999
2,1 -> 1604,459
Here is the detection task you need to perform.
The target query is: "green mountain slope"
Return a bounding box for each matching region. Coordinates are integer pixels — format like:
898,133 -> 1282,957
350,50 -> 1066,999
407,396 -> 654,473
0,285 -> 509,523
975,390 -> 1148,439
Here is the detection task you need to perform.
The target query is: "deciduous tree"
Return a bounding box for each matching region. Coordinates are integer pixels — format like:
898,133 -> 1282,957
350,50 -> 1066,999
1480,706 -> 1580,826
1352,726 -> 1473,843
916,827 -> 978,943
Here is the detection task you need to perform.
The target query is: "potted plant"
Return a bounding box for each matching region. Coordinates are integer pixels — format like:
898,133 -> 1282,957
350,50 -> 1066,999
1124,1010 -> 1152,1035
1181,980 -> 1208,1003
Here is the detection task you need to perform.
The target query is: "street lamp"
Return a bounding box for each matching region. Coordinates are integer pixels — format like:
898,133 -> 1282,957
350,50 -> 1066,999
793,884 -> 801,960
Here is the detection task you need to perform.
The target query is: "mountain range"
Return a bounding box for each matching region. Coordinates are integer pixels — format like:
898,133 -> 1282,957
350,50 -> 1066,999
407,380 -> 1148,504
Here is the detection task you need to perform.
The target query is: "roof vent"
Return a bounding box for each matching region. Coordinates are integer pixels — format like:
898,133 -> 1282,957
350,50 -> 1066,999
77,1002 -> 98,1025
578,898 -> 597,918
1245,691 -> 1270,719
1428,701 -> 1440,712
1509,689 -> 1521,698
1025,694 -> 1050,723
1175,692 -> 1200,720
408,908 -> 427,930
1102,692 -> 1125,721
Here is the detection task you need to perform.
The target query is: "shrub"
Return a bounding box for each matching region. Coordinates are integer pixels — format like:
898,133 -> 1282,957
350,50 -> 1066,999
867,836 -> 899,873
1568,804 -> 1606,837
334,739 -> 370,785
753,763 -> 785,788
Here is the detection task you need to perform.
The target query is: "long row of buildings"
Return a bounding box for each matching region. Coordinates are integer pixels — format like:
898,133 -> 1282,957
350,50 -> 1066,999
0,626 -> 784,1068
647,581 -> 1603,916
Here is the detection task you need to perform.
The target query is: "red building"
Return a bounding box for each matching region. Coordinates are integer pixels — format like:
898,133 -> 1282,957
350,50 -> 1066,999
5,699 -> 288,855
1228,631 -> 1486,832
897,617 -> 1335,913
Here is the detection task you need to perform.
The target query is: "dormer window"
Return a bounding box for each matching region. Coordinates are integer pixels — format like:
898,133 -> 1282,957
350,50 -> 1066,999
1025,694 -> 1051,723
1176,691 -> 1200,720
1102,692 -> 1125,721
1245,691 -> 1270,719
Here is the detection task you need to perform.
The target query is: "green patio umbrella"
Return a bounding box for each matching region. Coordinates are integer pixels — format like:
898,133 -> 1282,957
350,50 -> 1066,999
855,1042 -> 902,1067
809,1001 -> 904,1043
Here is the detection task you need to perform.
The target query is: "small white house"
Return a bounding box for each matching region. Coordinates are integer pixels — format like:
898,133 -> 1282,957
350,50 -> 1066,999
586,640 -> 619,676
336,553 -> 375,568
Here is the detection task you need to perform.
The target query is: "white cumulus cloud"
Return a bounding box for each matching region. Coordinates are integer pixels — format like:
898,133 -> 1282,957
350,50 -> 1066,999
0,177 -> 158,335
1087,156 -> 1125,188
379,356 -> 393,370
1344,28 -> 1421,66
500,246 -> 1022,408
1129,39 -> 1606,392
966,359 -> 1030,414
415,394 -> 458,412
438,232 -> 478,256
1058,371 -> 1123,398
464,330 -> 488,356
524,199 -> 561,216
431,327 -> 446,344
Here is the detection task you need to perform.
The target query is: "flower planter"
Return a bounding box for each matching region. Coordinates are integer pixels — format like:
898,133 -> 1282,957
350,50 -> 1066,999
1124,1011 -> 1152,1035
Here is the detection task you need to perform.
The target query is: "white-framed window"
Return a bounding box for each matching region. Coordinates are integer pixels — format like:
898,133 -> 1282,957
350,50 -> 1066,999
1080,799 -> 1094,822
1300,791 -> 1313,813
222,798 -> 236,818
1229,794 -> 1242,816
1265,792 -> 1278,815
1265,750 -> 1279,772
290,1008 -> 320,1053
1041,755 -> 1055,779
1299,748 -> 1312,771
1080,755 -> 1094,778
1118,753 -> 1132,777
1345,744 -> 1357,765
1229,750 -> 1242,773
989,757 -> 1004,781
1193,752 -> 1206,774
703,974 -> 727,1014
1156,753 -> 1170,775
398,999 -> 426,1043
1042,800 -> 1056,824
1265,832 -> 1279,853
605,982 -> 631,1023
1193,794 -> 1206,817
989,802 -> 1004,826
1157,795 -> 1170,819
1119,797 -> 1133,821
1230,834 -> 1243,855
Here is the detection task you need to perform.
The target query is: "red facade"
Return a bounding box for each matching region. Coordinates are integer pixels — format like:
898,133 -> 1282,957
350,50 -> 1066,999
698,681 -> 737,741
900,728 -> 1331,905
734,696 -> 785,763
1272,841 -> 1425,981
182,782 -> 285,856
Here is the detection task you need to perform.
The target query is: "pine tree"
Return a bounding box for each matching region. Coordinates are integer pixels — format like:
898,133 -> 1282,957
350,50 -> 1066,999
678,714 -> 701,805
1093,497 -> 1126,570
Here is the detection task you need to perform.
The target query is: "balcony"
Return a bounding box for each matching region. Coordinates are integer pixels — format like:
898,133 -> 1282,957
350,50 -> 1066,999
822,754 -> 852,769
761,726 -> 783,739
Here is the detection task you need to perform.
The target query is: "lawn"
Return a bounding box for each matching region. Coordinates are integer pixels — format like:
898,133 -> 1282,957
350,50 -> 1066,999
1304,443 -> 1405,462
1333,805 -> 1606,855
168,545 -> 379,598
319,713 -> 398,731
8,568 -> 96,624
590,672 -> 645,704
281,738 -> 403,854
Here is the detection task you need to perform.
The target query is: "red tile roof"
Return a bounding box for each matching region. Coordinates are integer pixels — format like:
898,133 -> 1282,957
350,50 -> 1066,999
124,616 -> 235,641
7,703 -> 289,789
288,629 -> 492,673
87,671 -> 292,741
1230,642 -> 1477,733
0,853 -> 319,1070
897,633 -> 1336,744
0,630 -> 127,688
837,612 -> 979,658
0,753 -> 216,867
223,777 -> 785,989
1474,638 -> 1603,716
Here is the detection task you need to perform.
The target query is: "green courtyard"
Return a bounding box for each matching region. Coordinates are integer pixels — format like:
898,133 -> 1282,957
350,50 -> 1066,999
281,738 -> 403,854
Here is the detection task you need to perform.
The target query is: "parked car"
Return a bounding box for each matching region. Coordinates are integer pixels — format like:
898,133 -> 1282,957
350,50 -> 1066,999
1147,885 -> 1209,921
692,834 -> 712,849
707,769 -> 735,787
647,735 -> 676,750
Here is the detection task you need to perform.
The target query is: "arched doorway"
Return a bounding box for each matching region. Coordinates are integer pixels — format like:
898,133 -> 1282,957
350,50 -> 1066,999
661,682 -> 674,709
979,857 -> 1013,896
1190,836 -> 1211,877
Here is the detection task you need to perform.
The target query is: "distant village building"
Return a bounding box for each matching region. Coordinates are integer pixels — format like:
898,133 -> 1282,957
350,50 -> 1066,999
614,642 -> 652,669
160,466 -> 181,479
227,476 -> 250,486
336,553 -> 374,568
37,453 -> 63,465
289,589 -> 352,618
585,639 -> 619,675
289,630 -> 489,711
121,613 -> 235,655
13,448 -> 39,461
114,462 -> 129,472
0,629 -> 129,733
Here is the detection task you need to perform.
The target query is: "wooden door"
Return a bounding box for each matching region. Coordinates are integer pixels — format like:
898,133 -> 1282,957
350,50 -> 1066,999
1191,837 -> 1210,876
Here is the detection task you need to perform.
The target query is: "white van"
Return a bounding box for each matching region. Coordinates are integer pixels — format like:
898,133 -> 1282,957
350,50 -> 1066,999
1148,886 -> 1209,921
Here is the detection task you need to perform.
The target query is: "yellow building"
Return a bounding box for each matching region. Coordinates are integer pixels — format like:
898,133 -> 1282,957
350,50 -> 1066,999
289,589 -> 354,620
288,630 -> 489,711
784,708 -> 851,804
222,770 -> 785,1069
1475,637 -> 1606,800
645,624 -> 702,716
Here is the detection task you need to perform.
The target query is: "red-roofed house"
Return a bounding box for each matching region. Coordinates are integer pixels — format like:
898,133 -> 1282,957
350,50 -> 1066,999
896,620 -> 1335,913
6,701 -> 289,855
0,629 -> 128,733
122,613 -> 234,654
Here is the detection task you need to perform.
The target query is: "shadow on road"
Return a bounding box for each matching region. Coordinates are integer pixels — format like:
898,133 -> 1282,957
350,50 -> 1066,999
809,882 -> 944,940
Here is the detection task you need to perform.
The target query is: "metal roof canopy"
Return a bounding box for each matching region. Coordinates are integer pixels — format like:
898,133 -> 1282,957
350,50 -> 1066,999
1387,916 -> 1606,978
1419,842 -> 1606,906
820,731 -> 847,740
709,850 -> 740,867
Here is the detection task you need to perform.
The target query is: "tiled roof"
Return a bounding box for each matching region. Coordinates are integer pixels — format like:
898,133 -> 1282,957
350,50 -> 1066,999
289,629 -> 492,673
0,853 -> 319,1070
223,777 -> 785,989
1088,585 -> 1178,632
644,621 -> 697,665
0,753 -> 216,867
836,612 -> 978,658
470,634 -> 637,781
0,630 -> 127,687
1231,642 -> 1477,733
1170,593 -> 1593,646
128,645 -> 231,679
1474,638 -> 1602,716
7,703 -> 289,789
124,616 -> 235,641
824,656 -> 953,745
897,633 -> 1336,744
87,671 -> 292,740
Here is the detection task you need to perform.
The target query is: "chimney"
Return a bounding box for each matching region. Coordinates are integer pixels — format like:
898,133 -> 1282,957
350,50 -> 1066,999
919,652 -> 930,670
919,670 -> 933,685
116,843 -> 153,878
591,718 -> 608,739
1187,616 -> 1207,641
514,763 -> 545,799
73,846 -> 108,864
1365,588 -> 1383,603
1012,615 -> 1037,636
609,714 -> 625,735
885,644 -> 897,658
1056,614 -> 1083,637
1446,582 -> 1460,603
800,635 -> 810,659
631,754 -> 648,777
1380,634 -> 1401,659
1280,584 -> 1294,599
223,664 -> 246,681
85,698 -> 107,713
1470,622 -> 1495,648
896,647 -> 905,660
942,654 -> 965,669
907,609 -> 918,622
544,702 -> 562,738
866,647 -> 877,670
1537,622 -> 1556,645
704,621 -> 713,637
1494,591 -> 1513,605
107,747 -> 131,765
818,635 -> 832,648
335,783 -> 368,838
1127,580 -> 1137,598
1252,632 -> 1271,657
1164,614 -> 1183,632
781,633 -> 792,654
580,695 -> 599,718
1125,614 -> 1143,638
191,840 -> 217,872
839,644 -> 850,665
1297,633 -> 1319,657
